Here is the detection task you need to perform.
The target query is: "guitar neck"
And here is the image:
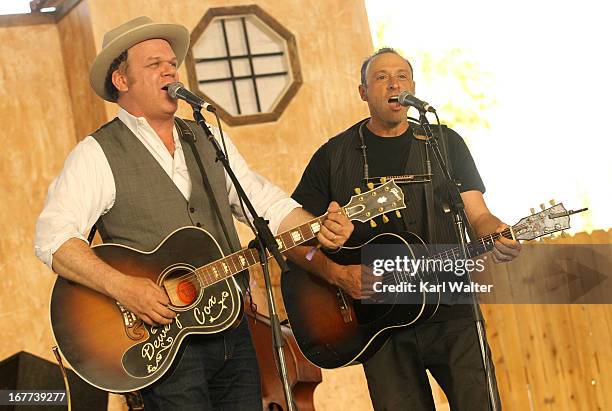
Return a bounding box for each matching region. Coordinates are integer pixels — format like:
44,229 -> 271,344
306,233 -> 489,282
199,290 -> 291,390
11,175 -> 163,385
191,179 -> 408,287
195,223 -> 515,286
431,227 -> 515,261
193,215 -> 327,288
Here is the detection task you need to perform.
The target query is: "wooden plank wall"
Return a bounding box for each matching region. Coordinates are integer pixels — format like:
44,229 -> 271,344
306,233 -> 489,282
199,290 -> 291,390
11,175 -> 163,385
481,230 -> 612,411
254,230 -> 612,411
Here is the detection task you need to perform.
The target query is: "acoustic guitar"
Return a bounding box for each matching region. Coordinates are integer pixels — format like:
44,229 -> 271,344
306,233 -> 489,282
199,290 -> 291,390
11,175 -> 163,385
282,201 -> 585,369
50,180 -> 406,392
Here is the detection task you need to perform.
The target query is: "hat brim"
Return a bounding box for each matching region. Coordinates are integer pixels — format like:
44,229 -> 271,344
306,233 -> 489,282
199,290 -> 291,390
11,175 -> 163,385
89,22 -> 189,102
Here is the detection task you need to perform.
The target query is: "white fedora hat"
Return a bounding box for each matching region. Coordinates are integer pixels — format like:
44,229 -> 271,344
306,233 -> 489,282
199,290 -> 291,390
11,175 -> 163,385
89,16 -> 189,102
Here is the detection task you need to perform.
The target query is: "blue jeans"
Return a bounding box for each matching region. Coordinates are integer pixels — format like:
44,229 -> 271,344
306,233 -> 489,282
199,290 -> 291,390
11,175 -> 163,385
141,317 -> 262,410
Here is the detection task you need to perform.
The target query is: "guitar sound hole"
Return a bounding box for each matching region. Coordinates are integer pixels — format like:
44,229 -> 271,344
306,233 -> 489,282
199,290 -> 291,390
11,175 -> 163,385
162,266 -> 202,310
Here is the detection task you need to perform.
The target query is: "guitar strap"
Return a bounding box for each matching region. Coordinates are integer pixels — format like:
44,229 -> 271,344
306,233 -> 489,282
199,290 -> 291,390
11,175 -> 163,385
86,225 -> 97,246
174,117 -> 238,255
85,118 -> 239,254
174,117 -> 256,311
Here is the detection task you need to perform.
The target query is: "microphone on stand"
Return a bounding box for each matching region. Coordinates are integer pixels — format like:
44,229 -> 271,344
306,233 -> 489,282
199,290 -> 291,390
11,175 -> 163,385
395,91 -> 436,113
163,82 -> 216,112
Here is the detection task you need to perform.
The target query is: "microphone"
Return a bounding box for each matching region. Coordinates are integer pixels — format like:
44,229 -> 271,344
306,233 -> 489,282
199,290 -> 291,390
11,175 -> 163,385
396,91 -> 436,113
163,82 -> 215,112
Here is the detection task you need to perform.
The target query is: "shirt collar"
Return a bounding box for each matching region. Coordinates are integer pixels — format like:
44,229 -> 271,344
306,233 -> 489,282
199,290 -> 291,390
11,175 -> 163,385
117,107 -> 180,145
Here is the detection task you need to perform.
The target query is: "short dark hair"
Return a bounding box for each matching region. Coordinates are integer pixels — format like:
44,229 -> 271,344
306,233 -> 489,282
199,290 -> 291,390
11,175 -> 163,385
104,49 -> 129,102
360,47 -> 414,87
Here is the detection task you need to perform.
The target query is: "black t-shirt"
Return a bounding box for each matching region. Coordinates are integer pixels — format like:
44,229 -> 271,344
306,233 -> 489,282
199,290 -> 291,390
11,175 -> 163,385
363,125 -> 413,181
292,122 -> 486,322
293,123 -> 485,241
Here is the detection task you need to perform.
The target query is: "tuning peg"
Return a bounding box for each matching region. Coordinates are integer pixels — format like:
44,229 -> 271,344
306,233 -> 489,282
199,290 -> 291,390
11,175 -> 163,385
370,219 -> 377,228
354,187 -> 361,195
549,199 -> 556,205
380,177 -> 387,184
540,203 -> 546,210
530,208 -> 536,215
367,182 -> 374,190
382,214 -> 389,223
395,210 -> 402,218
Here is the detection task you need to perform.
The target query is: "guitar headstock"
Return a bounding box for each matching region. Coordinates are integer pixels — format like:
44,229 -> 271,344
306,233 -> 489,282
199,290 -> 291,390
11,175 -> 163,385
343,179 -> 406,224
513,202 -> 575,241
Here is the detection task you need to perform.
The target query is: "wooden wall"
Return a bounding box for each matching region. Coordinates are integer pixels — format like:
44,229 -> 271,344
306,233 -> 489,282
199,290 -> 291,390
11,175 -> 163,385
57,0 -> 106,140
0,21 -> 77,369
85,0 -> 373,189
479,230 -> 612,411
1,1 -> 611,411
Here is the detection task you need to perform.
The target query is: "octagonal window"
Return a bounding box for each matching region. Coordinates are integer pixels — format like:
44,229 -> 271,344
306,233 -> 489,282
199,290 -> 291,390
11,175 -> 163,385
186,5 -> 302,126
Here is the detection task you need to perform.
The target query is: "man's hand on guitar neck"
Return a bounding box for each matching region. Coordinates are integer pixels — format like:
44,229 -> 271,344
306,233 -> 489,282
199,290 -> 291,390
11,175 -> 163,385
282,202 -> 360,293
278,201 -> 354,250
317,202 -> 354,250
490,223 -> 521,263
461,191 -> 521,264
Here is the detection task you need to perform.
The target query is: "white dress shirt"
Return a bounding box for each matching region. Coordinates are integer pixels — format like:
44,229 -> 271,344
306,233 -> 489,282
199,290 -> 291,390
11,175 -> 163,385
34,108 -> 300,268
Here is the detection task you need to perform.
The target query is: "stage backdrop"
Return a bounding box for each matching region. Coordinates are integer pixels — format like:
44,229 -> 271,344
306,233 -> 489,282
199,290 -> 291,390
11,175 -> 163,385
1,1 -> 611,411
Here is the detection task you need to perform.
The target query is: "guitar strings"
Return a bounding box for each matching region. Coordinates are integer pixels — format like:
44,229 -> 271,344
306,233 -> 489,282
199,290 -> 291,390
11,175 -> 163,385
373,227 -> 515,287
164,214 -> 331,295
164,227 -> 515,304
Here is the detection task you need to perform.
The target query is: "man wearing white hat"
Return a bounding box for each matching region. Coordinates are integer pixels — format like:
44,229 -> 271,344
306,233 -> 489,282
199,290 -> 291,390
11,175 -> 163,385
35,16 -> 359,409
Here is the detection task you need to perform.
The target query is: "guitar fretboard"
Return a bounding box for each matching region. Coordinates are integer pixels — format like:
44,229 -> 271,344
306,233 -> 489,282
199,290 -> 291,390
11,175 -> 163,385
165,179 -> 406,294
195,223 -> 515,285
193,216 -> 326,287
432,228 -> 515,261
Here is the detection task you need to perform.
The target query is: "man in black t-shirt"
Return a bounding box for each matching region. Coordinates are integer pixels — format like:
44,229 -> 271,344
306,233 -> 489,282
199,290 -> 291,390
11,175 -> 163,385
290,48 -> 521,410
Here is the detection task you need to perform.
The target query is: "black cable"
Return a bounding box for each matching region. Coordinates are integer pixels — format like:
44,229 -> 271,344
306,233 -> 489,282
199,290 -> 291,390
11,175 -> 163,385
433,111 -> 444,145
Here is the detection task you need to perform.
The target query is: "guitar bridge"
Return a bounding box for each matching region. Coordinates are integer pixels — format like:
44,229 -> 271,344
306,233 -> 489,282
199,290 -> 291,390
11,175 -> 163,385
115,301 -> 145,340
336,289 -> 353,323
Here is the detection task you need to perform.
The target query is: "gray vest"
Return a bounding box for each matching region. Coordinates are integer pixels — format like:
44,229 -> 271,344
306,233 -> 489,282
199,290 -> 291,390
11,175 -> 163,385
92,117 -> 245,285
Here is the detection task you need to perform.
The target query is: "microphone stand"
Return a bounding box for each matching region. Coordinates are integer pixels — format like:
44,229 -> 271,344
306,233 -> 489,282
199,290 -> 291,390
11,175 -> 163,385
417,111 -> 500,411
191,107 -> 296,411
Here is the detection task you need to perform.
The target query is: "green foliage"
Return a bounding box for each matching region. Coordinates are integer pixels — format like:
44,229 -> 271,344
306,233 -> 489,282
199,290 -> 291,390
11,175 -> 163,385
370,17 -> 496,134
417,49 -> 496,131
